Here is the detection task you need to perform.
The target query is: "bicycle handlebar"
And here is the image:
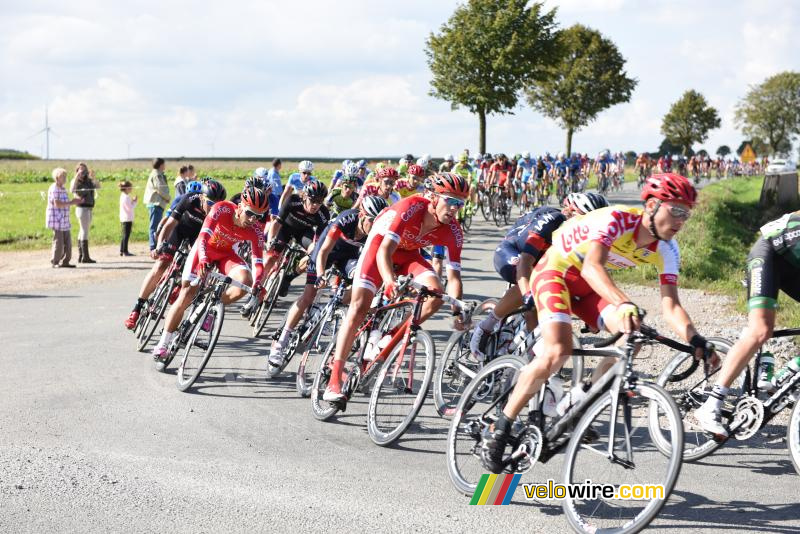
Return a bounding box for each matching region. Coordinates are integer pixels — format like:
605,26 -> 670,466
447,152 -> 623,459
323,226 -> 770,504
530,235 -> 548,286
190,270 -> 256,294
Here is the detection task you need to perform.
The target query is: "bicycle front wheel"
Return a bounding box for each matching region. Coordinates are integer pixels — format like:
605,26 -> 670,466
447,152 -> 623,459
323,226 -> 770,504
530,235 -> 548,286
176,302 -> 224,392
297,308 -> 343,398
562,381 -> 683,534
480,193 -> 491,221
367,330 -> 435,446
137,278 -> 174,352
253,272 -> 281,338
433,330 -> 477,417
788,393 -> 800,475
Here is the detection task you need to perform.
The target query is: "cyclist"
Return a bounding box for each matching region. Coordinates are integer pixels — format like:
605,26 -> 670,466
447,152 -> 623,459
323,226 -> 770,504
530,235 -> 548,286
515,152 -> 535,207
439,154 -> 455,173
696,210 -> 800,436
265,159 -> 283,215
469,192 -> 609,360
279,160 -> 316,208
123,180 -> 226,329
635,152 -> 651,187
452,154 -> 476,213
354,166 -> 400,208
268,196 -> 389,367
154,180 -> 203,237
395,164 -> 426,199
322,172 -> 471,403
151,184 -> 268,363
356,159 -> 369,186
480,173 -> 714,473
487,153 -> 512,197
325,163 -> 360,216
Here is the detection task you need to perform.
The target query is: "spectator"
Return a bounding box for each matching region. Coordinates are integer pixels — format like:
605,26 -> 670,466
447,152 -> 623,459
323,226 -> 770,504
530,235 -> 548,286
69,161 -> 101,263
266,158 -> 283,215
119,180 -> 137,256
47,167 -> 81,268
186,164 -> 196,180
174,165 -> 189,196
144,157 -> 170,251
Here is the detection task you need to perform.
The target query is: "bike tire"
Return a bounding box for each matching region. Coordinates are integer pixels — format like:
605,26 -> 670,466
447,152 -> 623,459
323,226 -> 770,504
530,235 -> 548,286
433,330 -> 474,417
562,381 -> 683,534
137,278 -> 174,352
446,355 -> 528,495
480,193 -> 491,221
297,308 -> 343,397
649,337 -> 734,462
367,329 -> 436,446
788,396 -> 800,476
253,271 -> 282,338
176,301 -> 224,392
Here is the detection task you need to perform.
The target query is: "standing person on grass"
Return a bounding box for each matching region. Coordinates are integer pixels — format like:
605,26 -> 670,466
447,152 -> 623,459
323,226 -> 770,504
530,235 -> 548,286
70,162 -> 101,263
119,180 -> 137,256
174,165 -> 189,196
144,158 -> 170,253
47,167 -> 81,268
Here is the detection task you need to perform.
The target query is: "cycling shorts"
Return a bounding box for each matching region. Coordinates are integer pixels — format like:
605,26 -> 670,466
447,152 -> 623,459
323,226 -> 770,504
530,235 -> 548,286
268,226 -> 314,257
745,237 -> 800,311
183,240 -> 251,283
493,242 -> 520,285
497,174 -> 508,187
158,227 -> 196,261
432,245 -> 447,260
306,252 -> 358,286
354,236 -> 437,294
530,261 -> 614,331
521,173 -> 532,184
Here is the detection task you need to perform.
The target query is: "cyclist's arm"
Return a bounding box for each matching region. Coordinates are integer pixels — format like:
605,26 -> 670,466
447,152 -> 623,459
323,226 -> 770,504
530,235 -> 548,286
516,252 -> 535,295
377,237 -> 399,288
156,217 -> 178,250
197,206 -> 223,266
581,242 -> 630,308
446,268 -> 463,304
250,231 -> 266,286
315,229 -> 339,278
278,184 -> 293,209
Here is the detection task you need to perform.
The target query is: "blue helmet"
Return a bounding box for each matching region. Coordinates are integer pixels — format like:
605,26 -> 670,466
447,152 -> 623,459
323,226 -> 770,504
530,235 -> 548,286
186,180 -> 203,194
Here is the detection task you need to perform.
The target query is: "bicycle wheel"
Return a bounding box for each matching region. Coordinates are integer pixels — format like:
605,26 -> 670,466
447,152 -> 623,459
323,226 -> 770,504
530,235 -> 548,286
502,197 -> 511,225
137,278 -> 175,352
562,381 -> 683,534
788,397 -> 800,476
446,355 -> 528,495
649,337 -> 735,462
176,302 -> 224,392
297,308 -> 343,397
252,271 -> 282,338
433,330 -> 477,417
367,329 -> 436,446
480,192 -> 491,221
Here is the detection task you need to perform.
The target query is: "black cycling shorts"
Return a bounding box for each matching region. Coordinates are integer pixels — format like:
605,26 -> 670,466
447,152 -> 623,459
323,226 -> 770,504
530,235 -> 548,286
745,237 -> 800,310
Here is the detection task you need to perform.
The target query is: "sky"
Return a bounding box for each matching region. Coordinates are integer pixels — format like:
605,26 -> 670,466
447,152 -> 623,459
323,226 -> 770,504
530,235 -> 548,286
1,0 -> 798,160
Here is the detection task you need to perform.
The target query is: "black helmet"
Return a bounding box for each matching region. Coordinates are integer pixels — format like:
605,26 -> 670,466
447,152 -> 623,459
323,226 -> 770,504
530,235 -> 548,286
201,180 -> 227,202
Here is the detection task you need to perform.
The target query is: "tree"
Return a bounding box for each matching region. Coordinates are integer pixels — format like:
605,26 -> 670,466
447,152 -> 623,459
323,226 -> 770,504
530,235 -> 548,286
735,71 -> 800,156
524,24 -> 637,155
425,0 -> 558,153
660,90 -> 720,156
657,137 -> 690,157
716,145 -> 731,157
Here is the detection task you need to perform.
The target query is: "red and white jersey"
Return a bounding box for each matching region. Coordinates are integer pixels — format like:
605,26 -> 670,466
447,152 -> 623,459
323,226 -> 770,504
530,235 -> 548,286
198,200 -> 265,284
370,195 -> 464,271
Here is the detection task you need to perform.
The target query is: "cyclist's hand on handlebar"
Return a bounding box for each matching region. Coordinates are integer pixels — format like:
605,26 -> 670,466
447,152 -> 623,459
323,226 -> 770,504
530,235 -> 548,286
616,302 -> 641,334
522,290 -> 536,311
690,334 -> 720,371
315,277 -> 328,290
150,248 -> 159,260
383,279 -> 398,300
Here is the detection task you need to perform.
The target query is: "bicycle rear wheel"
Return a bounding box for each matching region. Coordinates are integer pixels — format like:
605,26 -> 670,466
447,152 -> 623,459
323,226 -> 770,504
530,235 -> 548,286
297,308 -> 343,397
433,330 -> 478,417
562,381 -> 683,534
367,330 -> 435,446
788,397 -> 800,475
649,337 -> 735,462
446,356 -> 528,495
253,271 -> 282,338
176,302 -> 224,392
137,278 -> 174,352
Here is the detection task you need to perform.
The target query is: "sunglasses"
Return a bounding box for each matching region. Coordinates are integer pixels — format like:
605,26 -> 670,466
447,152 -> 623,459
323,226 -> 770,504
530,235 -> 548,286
305,197 -> 324,206
440,195 -> 465,209
666,205 -> 691,220
301,171 -> 312,176
244,209 -> 268,221
205,199 -> 216,207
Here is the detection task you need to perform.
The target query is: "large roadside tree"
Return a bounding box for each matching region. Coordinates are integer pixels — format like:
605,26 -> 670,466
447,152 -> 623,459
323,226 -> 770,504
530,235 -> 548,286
523,24 -> 637,155
660,90 -> 720,156
716,145 -> 731,157
735,71 -> 800,156
425,0 -> 558,153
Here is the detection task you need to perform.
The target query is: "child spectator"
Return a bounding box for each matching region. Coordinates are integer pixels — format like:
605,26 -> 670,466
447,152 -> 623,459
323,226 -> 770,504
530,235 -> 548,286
119,180 -> 138,256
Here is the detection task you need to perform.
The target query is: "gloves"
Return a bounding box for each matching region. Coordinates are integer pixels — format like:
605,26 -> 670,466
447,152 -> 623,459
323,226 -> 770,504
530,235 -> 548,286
522,290 -> 535,311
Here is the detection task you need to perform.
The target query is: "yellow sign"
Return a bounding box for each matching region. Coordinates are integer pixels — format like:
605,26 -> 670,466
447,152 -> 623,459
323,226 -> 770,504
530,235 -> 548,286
741,143 -> 756,164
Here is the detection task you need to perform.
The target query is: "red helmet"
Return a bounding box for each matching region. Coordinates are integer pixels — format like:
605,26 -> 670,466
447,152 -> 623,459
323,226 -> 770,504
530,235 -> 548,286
407,164 -> 426,178
377,167 -> 399,179
240,184 -> 270,212
641,173 -> 697,206
428,172 -> 470,199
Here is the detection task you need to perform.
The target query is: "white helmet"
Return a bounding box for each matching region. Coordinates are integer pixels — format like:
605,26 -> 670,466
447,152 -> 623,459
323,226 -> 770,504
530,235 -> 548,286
360,195 -> 389,219
341,159 -> 352,169
444,153 -> 454,162
398,157 -> 408,166
557,152 -> 565,160
298,160 -> 314,173
565,192 -> 609,214
253,167 -> 268,178
521,151 -> 531,159
344,162 -> 359,178
417,157 -> 430,168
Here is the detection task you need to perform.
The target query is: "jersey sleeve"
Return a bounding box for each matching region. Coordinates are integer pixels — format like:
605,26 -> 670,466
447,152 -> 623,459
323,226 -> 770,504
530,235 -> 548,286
521,212 -> 566,257
170,195 -> 193,221
275,195 -> 292,225
656,239 -> 680,285
250,226 -> 265,285
198,203 -> 225,264
443,221 -> 463,271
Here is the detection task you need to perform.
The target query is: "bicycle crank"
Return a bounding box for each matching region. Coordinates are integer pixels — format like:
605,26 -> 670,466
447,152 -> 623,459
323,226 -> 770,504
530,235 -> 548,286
731,395 -> 765,441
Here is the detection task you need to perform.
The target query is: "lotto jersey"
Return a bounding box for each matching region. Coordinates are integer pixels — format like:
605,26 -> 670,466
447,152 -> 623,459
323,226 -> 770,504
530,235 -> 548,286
198,201 -> 265,284
394,178 -> 424,198
371,195 -> 464,271
546,205 -> 680,285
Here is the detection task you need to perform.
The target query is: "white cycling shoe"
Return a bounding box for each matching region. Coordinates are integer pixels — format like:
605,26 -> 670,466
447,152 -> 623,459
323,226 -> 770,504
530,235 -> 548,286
694,403 -> 729,438
268,342 -> 286,367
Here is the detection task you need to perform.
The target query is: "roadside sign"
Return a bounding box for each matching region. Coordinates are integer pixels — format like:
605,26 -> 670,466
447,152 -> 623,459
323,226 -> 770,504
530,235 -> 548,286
741,143 -> 756,164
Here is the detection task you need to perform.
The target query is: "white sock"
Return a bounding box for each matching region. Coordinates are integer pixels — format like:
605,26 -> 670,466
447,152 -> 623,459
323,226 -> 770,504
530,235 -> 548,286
158,330 -> 175,347
479,310 -> 501,332
278,327 -> 294,346
703,384 -> 729,411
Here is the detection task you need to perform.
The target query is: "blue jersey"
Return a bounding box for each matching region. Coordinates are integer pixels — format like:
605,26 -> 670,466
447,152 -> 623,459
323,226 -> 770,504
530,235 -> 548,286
569,157 -> 581,173
287,172 -> 317,193
598,156 -> 613,171
503,207 -> 566,258
554,160 -> 570,177
517,158 -> 535,178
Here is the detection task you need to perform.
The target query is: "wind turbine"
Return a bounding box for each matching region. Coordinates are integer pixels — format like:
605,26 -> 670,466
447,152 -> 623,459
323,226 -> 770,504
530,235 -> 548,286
28,106 -> 58,159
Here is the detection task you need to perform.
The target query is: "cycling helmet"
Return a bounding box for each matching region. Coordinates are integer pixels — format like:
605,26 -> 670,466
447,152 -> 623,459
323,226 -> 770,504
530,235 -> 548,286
444,153 -> 454,162
303,180 -> 328,200
407,164 -> 426,177
459,152 -> 469,163
244,176 -> 270,192
375,162 -> 387,171
342,159 -> 352,169
186,180 -> 203,194
360,195 -> 389,219
522,151 -> 531,160
641,173 -> 697,206
565,192 -> 609,214
377,167 -> 399,179
496,153 -> 506,160
398,158 -> 408,167
253,167 -> 268,179
557,152 -> 565,160
428,172 -> 470,199
344,162 -> 360,178
298,160 -> 314,173
241,184 -> 269,211
514,153 -> 521,160
201,180 -> 227,202
416,157 -> 430,168
357,159 -> 367,169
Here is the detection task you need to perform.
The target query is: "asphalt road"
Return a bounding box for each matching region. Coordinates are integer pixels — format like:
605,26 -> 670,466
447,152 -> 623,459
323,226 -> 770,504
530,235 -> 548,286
2,178 -> 799,533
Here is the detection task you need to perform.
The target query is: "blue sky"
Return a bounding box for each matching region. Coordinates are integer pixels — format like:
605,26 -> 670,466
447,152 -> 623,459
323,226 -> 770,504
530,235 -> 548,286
1,0 -> 798,159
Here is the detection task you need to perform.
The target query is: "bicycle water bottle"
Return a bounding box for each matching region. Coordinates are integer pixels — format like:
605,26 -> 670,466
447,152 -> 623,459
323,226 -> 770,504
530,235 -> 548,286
542,376 -> 564,417
364,329 -> 382,362
757,352 -> 776,392
772,356 -> 800,389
